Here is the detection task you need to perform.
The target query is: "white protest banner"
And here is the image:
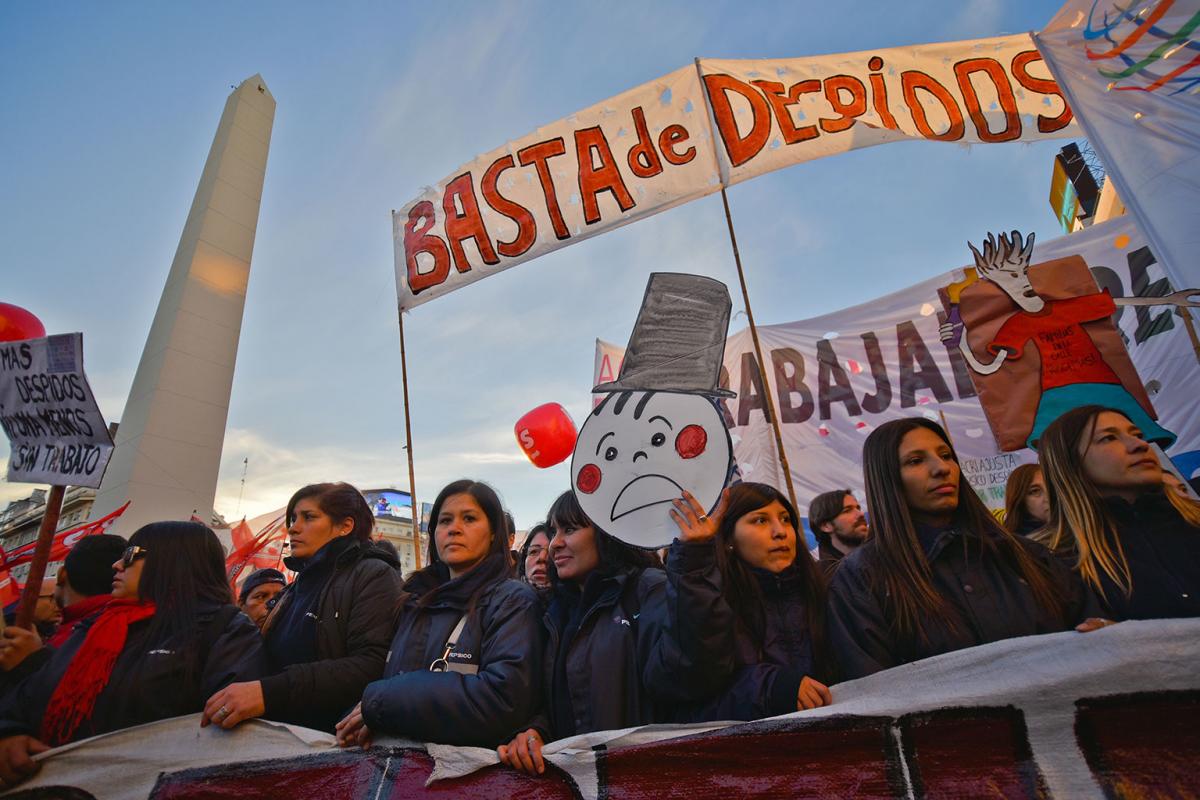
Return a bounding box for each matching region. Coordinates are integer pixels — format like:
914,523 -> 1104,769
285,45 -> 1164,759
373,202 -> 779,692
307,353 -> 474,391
0,333 -> 114,488
592,338 -> 625,408
395,66 -> 720,310
12,619 -> 1200,799
700,34 -> 1075,186
1034,0 -> 1200,289
596,216 -> 1199,515
726,215 -> 1199,515
395,35 -> 1079,310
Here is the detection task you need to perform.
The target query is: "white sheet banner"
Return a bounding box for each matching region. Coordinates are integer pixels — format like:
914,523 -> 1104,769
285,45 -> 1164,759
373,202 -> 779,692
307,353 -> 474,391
1035,0 -> 1200,289
11,620 -> 1200,799
395,35 -> 1078,310
595,217 -> 1200,515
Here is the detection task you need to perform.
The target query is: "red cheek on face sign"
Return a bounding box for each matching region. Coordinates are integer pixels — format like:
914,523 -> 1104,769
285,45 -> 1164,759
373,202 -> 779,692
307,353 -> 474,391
675,425 -> 707,459
576,463 -> 602,494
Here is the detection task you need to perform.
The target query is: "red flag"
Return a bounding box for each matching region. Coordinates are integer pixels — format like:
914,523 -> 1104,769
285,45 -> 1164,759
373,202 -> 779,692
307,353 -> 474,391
0,548 -> 20,606
4,502 -> 131,569
226,514 -> 288,592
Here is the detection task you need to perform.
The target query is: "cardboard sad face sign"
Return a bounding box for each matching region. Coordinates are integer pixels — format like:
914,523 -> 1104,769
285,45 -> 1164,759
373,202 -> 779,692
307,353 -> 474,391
572,389 -> 732,549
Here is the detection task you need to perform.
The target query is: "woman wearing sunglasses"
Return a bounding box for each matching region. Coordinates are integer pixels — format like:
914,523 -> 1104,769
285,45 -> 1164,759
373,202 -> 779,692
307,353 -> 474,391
0,521 -> 266,789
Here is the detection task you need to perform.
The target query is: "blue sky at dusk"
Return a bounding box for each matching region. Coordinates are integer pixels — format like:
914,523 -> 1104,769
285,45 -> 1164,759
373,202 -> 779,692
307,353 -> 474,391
1,0 -> 1074,527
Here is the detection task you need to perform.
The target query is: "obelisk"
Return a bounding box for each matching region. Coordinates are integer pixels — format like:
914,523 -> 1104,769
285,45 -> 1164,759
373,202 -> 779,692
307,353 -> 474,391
90,75 -> 275,533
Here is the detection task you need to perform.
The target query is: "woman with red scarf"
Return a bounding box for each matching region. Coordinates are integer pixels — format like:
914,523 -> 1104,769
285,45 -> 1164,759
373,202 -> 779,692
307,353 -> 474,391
0,521 -> 266,788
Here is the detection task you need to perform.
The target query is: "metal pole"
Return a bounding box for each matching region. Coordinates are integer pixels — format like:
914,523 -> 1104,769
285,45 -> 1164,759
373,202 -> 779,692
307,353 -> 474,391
718,187 -> 801,514
398,307 -> 422,570
13,484 -> 66,630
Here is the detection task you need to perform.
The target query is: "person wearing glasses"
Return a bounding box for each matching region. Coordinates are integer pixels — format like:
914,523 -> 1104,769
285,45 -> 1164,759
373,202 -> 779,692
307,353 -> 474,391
518,523 -> 551,592
0,521 -> 265,789
202,482 -> 403,734
334,480 -> 543,748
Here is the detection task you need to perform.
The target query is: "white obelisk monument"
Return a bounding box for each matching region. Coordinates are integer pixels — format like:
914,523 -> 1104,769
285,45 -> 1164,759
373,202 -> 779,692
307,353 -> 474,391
91,75 -> 275,533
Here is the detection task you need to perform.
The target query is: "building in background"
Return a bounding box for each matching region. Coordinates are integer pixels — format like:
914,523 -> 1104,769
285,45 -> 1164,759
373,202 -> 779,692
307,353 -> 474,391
362,488 -> 429,574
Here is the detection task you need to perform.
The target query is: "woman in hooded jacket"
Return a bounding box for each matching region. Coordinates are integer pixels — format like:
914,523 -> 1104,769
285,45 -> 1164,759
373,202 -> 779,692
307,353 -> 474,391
334,479 -> 543,748
202,482 -> 403,733
0,521 -> 265,789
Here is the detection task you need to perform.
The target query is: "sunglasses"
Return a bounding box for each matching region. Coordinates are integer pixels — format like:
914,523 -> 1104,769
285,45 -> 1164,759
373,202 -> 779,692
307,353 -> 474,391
120,545 -> 150,568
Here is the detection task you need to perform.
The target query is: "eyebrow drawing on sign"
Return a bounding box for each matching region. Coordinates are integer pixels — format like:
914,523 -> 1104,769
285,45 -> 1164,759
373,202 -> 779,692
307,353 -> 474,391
572,273 -> 735,550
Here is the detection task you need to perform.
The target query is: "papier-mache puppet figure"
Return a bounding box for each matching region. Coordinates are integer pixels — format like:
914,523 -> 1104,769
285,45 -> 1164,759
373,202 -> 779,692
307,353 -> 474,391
939,230 -> 1174,451
571,273 -> 735,549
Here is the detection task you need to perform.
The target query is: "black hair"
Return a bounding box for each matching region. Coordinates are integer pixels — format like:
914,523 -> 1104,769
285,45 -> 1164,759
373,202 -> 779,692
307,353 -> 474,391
808,489 -> 852,539
405,480 -> 512,609
715,483 -> 833,680
545,490 -> 662,587
127,521 -> 233,674
862,417 -> 1064,641
63,533 -> 127,597
286,482 -> 374,542
517,522 -> 550,581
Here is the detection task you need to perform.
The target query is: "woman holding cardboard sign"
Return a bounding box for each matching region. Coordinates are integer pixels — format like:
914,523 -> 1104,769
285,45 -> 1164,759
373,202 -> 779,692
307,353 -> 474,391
498,488 -> 733,776
673,481 -> 834,721
1036,406 -> 1200,621
827,418 -> 1104,681
334,480 -> 543,748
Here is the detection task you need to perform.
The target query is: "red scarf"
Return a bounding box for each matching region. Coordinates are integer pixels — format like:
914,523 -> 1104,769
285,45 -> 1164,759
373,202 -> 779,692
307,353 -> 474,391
47,594 -> 112,648
40,598 -> 156,746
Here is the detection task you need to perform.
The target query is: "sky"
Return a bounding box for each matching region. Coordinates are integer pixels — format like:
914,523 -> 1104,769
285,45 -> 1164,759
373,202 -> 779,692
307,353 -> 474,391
0,0 -> 1076,529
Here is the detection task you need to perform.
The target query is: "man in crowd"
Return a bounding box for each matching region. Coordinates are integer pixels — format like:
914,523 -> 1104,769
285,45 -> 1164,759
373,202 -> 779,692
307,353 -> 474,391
238,568 -> 287,629
809,489 -> 869,576
1,534 -> 127,686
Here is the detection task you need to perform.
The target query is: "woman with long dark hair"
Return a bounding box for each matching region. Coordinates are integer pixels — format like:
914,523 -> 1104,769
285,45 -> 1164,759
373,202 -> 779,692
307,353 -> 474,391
333,479 -> 542,748
498,488 -> 731,775
0,522 -> 264,788
1036,405 -> 1200,620
827,418 -> 1104,680
202,482 -> 403,733
678,482 -> 833,721
1003,463 -> 1050,536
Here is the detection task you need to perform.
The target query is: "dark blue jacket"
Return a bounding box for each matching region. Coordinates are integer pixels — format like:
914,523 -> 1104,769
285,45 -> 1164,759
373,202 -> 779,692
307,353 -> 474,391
1093,493 -> 1200,620
674,561 -> 820,722
361,562 -> 543,748
536,541 -> 733,740
0,604 -> 264,742
827,525 -> 1097,680
260,538 -> 403,732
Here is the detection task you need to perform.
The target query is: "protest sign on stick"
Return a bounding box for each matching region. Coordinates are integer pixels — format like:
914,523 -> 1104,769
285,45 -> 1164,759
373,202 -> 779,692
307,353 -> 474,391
1,332 -> 114,629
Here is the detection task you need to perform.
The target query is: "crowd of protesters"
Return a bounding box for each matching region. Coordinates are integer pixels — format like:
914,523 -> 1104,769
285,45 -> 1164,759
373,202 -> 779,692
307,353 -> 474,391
0,403 -> 1196,786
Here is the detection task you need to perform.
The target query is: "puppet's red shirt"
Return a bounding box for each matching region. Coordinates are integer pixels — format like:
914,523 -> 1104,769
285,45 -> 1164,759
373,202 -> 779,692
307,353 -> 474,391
987,291 -> 1119,390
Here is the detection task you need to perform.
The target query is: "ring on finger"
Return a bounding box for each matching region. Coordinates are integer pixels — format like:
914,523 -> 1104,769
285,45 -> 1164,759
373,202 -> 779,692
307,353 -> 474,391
698,514 -> 708,522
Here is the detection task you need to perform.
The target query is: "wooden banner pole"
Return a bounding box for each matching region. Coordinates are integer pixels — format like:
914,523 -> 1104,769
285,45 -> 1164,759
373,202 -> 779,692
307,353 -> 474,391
718,188 -> 801,515
13,484 -> 66,630
398,307 -> 422,570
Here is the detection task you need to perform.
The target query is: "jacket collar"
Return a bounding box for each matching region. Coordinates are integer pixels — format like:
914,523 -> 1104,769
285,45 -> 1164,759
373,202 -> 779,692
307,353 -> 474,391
1102,490 -> 1175,524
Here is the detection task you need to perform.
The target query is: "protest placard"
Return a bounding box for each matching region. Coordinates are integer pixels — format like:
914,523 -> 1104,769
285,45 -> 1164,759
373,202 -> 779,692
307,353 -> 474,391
0,332 -> 114,488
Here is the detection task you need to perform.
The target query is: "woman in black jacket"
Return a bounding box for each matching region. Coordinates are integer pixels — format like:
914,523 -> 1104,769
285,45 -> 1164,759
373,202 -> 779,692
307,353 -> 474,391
1036,405 -> 1200,620
0,521 -> 265,789
202,482 -> 403,733
827,417 -> 1105,681
499,489 -> 731,775
678,482 -> 833,721
334,479 -> 542,748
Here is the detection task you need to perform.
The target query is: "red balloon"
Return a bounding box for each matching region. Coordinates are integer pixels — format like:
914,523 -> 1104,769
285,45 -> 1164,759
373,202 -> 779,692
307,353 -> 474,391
0,303 -> 46,342
515,403 -> 577,469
